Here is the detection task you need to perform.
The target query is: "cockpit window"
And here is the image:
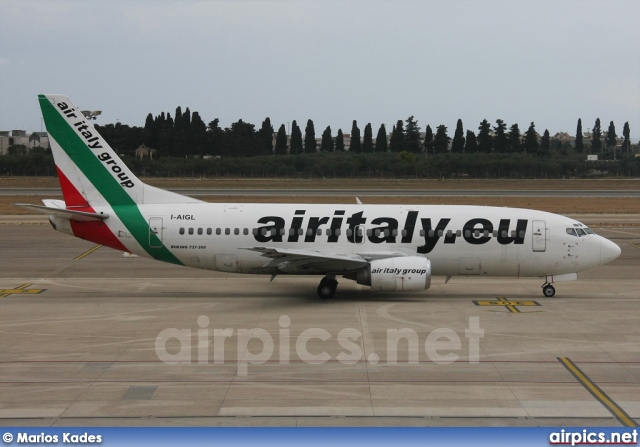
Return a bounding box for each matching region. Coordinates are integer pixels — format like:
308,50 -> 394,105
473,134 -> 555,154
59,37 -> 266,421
566,228 -> 577,237
583,227 -> 594,234
576,228 -> 587,237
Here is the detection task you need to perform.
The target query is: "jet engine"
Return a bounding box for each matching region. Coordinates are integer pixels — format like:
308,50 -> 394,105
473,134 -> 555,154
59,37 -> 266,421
352,256 -> 432,292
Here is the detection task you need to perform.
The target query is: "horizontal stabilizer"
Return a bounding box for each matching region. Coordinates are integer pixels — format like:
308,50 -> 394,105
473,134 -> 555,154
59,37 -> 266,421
14,203 -> 109,222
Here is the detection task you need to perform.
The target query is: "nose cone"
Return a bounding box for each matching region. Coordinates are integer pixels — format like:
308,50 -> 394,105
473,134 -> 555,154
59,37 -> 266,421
600,237 -> 621,265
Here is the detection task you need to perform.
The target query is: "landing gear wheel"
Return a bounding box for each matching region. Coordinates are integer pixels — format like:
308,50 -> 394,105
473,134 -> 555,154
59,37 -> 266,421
317,277 -> 338,299
542,284 -> 556,297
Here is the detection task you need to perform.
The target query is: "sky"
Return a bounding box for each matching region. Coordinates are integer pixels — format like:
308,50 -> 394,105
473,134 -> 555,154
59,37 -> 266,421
1,0 -> 639,140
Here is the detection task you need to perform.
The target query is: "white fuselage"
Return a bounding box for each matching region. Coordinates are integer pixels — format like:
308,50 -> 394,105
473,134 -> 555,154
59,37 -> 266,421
81,203 -> 615,279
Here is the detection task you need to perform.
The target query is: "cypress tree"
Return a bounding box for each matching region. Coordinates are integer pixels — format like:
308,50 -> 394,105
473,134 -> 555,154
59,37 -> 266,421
290,120 -> 303,155
259,118 -> 274,155
575,118 -> 584,152
508,123 -> 521,153
451,119 -> 465,153
275,124 -> 288,154
591,118 -> 602,153
173,106 -> 184,157
362,123 -> 373,153
622,122 -> 631,158
350,120 -> 361,153
304,119 -> 316,152
493,119 -> 508,153
477,119 -> 493,153
464,130 -> 477,153
606,121 -> 617,148
433,125 -> 450,153
375,124 -> 387,152
207,118 -> 224,156
191,111 -> 207,156
389,120 -> 404,152
405,115 -> 422,153
523,122 -> 539,154
424,125 -> 433,155
321,126 -> 333,152
336,129 -> 345,151
144,113 -> 157,148
606,121 -> 618,159
541,129 -> 551,153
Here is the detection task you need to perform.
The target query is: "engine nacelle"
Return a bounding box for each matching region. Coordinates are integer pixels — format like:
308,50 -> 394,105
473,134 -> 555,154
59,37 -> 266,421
355,256 -> 432,292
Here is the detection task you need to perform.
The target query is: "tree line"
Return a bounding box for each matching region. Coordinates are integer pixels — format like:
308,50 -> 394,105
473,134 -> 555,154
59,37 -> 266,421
120,107 -> 634,159
3,147 -> 640,179
1,107 -> 637,178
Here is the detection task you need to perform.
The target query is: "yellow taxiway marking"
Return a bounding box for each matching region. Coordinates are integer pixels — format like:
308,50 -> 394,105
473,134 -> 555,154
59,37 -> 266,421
74,244 -> 102,260
558,357 -> 638,428
473,296 -> 541,313
630,242 -> 640,250
0,283 -> 46,298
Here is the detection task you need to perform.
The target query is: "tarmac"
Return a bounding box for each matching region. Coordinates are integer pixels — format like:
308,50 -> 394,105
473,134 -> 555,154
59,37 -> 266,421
0,217 -> 638,427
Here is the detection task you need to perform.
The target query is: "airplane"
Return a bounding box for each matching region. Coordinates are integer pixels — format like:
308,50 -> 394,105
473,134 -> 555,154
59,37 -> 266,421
18,94 -> 621,299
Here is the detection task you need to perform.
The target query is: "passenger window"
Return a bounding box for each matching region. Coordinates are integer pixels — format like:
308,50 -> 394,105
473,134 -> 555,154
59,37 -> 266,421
316,228 -> 322,236
207,228 -> 212,235
179,228 -> 185,235
197,228 -> 203,235
225,228 -> 230,235
216,228 -> 221,235
456,230 -> 461,237
518,230 -> 525,238
252,228 -> 258,235
419,230 -> 425,237
243,228 -> 249,235
346,229 -> 353,236
335,229 -> 341,236
566,228 -> 577,237
188,228 -> 194,235
234,228 -> 239,235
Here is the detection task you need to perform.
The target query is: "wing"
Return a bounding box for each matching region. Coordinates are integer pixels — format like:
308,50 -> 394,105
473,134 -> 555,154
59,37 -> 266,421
243,247 -> 407,274
243,246 -> 366,274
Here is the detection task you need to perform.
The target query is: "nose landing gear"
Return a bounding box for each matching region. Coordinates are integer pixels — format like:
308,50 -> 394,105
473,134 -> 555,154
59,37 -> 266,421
542,283 -> 556,297
317,276 -> 338,299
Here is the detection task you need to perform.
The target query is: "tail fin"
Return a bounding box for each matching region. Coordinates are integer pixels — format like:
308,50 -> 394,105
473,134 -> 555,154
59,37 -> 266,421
39,94 -> 201,207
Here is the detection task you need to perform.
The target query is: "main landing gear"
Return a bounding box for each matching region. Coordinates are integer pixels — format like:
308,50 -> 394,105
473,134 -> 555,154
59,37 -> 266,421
542,283 -> 556,297
317,276 -> 338,299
